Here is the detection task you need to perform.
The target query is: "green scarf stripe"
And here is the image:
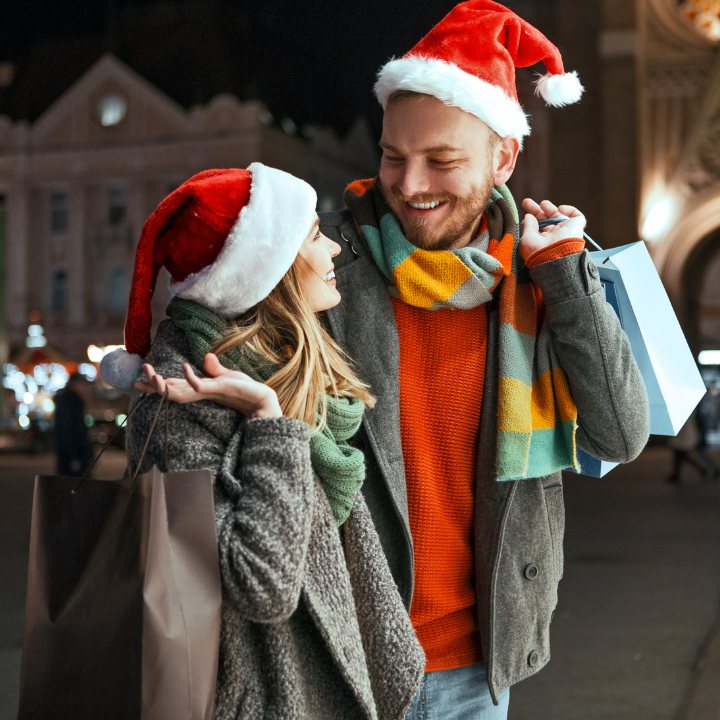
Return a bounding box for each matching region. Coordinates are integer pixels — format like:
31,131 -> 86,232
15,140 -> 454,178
167,298 -> 365,527
343,178 -> 578,481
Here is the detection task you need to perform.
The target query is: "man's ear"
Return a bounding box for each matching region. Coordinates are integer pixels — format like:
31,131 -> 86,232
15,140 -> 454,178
493,136 -> 520,186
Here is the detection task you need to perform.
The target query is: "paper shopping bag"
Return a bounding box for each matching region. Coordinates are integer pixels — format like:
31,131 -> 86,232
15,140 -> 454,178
590,242 -> 706,436
567,242 -> 705,478
18,394 -> 221,720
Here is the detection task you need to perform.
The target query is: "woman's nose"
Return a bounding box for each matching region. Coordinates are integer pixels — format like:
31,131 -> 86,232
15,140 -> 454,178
329,239 -> 341,258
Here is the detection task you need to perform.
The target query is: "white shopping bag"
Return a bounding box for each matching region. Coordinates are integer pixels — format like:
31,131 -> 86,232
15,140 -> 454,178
567,241 -> 706,478
590,242 -> 706,436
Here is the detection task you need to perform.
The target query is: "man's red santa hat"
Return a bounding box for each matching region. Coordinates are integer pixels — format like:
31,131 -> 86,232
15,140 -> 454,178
100,163 -> 317,389
374,0 -> 583,145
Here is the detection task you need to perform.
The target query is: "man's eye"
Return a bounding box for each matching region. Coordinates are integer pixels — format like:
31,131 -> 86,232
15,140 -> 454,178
384,154 -> 403,163
430,159 -> 453,165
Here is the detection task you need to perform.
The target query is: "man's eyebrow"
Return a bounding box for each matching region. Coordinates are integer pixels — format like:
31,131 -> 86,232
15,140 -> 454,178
378,141 -> 464,155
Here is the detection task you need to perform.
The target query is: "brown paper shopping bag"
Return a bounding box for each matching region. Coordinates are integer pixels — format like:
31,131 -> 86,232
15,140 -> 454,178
18,392 -> 221,720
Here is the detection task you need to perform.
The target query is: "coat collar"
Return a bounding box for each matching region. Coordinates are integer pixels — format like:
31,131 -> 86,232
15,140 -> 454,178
324,245 -> 410,529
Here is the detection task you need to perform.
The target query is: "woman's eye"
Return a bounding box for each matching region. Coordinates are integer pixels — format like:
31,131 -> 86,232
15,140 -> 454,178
314,231 -> 321,240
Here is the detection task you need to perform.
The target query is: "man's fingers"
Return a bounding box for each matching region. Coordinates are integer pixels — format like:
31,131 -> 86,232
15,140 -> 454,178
522,198 -> 548,221
558,205 -> 585,223
522,213 -> 540,235
539,200 -> 560,218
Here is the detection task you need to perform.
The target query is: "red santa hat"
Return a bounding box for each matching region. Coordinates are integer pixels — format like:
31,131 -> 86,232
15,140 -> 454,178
374,0 -> 584,145
100,163 -> 317,389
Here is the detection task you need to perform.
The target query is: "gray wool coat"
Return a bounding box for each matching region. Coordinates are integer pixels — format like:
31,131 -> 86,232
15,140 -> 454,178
125,320 -> 425,720
319,209 -> 651,704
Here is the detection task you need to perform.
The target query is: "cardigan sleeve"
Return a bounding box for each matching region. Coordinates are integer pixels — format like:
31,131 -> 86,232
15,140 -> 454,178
126,393 -> 314,623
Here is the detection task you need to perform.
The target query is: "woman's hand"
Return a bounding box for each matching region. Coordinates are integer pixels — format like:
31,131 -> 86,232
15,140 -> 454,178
519,198 -> 586,261
134,353 -> 283,418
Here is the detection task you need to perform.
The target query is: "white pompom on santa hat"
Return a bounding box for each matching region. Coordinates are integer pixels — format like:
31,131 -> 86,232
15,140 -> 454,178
374,0 -> 584,146
100,163 -> 317,390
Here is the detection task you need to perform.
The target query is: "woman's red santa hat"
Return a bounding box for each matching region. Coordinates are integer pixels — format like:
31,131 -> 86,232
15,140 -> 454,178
374,0 -> 584,146
100,163 -> 317,389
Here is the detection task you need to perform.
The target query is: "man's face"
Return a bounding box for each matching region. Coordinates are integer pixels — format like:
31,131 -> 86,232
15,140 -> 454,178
378,94 -> 501,251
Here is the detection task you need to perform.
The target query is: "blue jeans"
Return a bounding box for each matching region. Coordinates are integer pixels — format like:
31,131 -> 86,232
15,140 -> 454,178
405,664 -> 510,720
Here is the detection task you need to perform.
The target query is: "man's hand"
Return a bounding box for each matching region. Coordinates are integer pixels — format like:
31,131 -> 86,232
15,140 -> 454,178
134,353 -> 283,419
519,198 -> 586,262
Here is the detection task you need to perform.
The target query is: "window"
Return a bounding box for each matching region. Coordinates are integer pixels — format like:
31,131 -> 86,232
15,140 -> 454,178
109,187 -> 127,227
51,192 -> 69,234
107,267 -> 129,313
51,270 -> 68,313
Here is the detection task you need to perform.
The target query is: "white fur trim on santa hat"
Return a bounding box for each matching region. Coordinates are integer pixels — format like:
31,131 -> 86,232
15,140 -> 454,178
170,163 -> 317,318
533,71 -> 584,107
375,56 -> 531,145
99,348 -> 144,391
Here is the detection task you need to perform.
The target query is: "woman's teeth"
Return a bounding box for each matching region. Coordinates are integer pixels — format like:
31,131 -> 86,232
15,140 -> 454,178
325,270 -> 335,282
408,200 -> 442,210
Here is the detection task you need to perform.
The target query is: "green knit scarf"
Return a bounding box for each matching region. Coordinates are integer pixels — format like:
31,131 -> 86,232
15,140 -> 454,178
167,297 -> 366,527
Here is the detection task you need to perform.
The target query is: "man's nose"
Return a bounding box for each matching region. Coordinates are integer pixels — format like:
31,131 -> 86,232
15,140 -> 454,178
398,160 -> 431,198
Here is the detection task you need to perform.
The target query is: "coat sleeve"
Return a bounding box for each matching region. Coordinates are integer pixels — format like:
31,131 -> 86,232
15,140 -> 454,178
126,394 -> 314,623
529,249 -> 650,463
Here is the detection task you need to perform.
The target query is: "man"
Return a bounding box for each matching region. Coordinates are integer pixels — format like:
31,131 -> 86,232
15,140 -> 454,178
320,1 -> 650,717
54,373 -> 94,477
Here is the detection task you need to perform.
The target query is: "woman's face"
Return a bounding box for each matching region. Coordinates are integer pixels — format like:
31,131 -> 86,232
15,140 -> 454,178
295,216 -> 342,312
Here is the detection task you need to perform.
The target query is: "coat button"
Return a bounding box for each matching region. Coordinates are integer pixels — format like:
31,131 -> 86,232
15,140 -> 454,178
588,263 -> 599,279
528,651 -> 539,667
524,563 -> 539,580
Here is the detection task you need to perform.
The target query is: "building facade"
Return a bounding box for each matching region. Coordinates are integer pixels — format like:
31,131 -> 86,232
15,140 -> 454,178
0,54 -> 377,363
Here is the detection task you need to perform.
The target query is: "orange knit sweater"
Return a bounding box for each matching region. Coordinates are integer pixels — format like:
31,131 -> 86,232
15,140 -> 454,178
392,297 -> 487,672
391,236 -> 584,673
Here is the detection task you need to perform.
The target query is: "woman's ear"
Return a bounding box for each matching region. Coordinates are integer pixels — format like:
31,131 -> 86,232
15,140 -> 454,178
493,136 -> 520,187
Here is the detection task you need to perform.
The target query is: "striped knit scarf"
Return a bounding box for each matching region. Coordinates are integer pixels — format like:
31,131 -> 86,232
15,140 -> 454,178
344,179 -> 578,480
167,297 -> 366,526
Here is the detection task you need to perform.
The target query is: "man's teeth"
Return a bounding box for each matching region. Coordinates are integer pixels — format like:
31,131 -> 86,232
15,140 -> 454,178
408,200 -> 442,210
325,270 -> 335,282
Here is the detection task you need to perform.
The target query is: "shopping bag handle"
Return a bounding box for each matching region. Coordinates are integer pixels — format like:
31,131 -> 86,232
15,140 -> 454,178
132,387 -> 170,480
519,216 -> 603,252
72,388 -> 169,493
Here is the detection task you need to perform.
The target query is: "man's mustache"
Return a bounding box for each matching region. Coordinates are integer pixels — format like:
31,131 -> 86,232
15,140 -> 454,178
376,178 -> 456,207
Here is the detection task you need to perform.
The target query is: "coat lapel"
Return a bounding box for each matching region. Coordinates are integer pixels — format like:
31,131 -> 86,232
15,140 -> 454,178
325,253 -> 410,529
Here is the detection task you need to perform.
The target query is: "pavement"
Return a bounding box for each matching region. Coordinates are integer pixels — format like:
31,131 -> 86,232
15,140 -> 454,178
0,447 -> 719,720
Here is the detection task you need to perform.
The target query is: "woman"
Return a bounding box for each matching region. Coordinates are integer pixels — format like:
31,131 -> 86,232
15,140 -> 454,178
100,164 -> 424,720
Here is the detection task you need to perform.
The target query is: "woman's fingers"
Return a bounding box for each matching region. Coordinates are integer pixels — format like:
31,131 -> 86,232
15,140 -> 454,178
142,363 -> 166,394
204,353 -> 226,377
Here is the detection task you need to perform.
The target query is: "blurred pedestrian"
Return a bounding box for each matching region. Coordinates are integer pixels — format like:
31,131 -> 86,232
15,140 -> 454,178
668,408 -> 719,483
54,373 -> 93,477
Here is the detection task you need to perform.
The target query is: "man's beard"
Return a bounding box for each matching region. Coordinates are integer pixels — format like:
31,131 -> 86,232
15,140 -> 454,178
377,174 -> 495,251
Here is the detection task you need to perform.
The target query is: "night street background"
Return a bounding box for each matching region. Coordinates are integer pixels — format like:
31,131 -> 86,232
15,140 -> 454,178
2,0 -> 720,717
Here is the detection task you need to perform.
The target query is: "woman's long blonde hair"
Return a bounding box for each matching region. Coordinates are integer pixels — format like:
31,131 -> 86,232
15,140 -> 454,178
212,262 -> 375,431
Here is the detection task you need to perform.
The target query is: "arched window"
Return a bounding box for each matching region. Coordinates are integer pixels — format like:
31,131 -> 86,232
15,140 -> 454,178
107,266 -> 129,313
51,270 -> 68,313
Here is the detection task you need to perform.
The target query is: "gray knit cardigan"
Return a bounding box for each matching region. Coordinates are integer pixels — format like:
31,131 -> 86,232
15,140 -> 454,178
126,320 -> 425,720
